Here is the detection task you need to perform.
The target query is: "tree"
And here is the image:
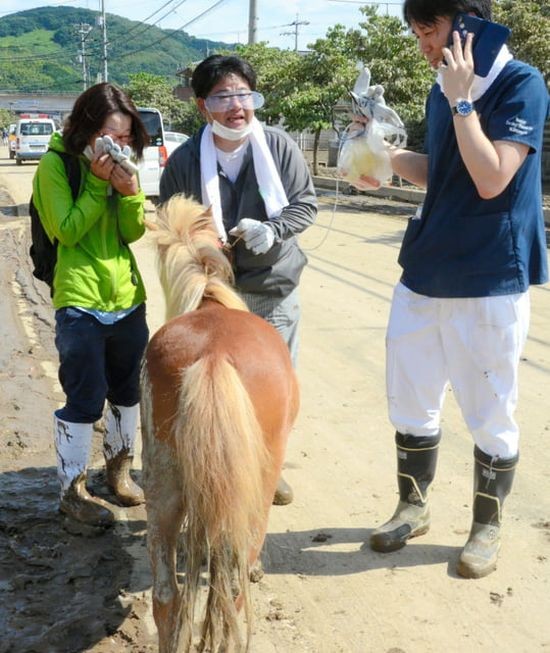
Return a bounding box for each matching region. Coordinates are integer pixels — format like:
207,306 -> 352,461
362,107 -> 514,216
494,0 -> 550,84
279,25 -> 360,174
0,108 -> 16,128
233,42 -> 301,125
354,6 -> 433,150
124,73 -> 186,129
175,99 -> 203,136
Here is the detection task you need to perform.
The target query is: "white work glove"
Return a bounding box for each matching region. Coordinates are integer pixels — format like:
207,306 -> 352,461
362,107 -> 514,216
95,135 -> 139,174
229,218 -> 276,255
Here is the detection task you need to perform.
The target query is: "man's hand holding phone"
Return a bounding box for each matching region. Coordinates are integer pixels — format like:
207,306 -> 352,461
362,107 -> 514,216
448,14 -> 511,78
440,29 -> 475,108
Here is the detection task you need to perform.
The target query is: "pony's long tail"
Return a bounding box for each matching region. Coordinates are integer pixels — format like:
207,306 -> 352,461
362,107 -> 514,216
175,355 -> 268,652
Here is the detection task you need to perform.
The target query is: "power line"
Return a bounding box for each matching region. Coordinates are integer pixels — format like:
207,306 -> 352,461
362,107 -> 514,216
0,48 -> 80,63
0,0 -> 186,63
116,0 -> 231,61
118,0 -> 189,44
0,0 -> 229,66
128,0 -> 183,30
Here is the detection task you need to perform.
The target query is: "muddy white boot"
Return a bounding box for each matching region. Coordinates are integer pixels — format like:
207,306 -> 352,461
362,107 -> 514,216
457,446 -> 518,579
103,403 -> 144,506
54,414 -> 114,527
370,431 -> 441,553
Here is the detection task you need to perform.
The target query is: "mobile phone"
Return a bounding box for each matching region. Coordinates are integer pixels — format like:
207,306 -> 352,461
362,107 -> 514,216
449,14 -> 511,77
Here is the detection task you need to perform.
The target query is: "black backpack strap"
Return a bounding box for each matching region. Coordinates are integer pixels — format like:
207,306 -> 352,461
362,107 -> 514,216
29,150 -> 81,293
50,149 -> 81,200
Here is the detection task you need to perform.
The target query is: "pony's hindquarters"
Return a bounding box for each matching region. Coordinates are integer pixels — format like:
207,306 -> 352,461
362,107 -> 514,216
142,347 -> 285,653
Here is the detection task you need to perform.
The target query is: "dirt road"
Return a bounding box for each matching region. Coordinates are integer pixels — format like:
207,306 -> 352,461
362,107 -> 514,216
1,153 -> 549,653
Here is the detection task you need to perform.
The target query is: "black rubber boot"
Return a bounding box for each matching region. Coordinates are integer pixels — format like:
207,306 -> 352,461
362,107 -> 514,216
457,446 -> 518,579
370,431 -> 441,553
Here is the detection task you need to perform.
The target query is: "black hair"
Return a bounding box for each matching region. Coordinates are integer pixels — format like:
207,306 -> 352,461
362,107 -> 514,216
63,82 -> 148,158
191,55 -> 257,99
403,0 -> 492,26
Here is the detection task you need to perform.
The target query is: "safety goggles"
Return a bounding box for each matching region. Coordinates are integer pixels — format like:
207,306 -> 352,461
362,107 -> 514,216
204,91 -> 265,112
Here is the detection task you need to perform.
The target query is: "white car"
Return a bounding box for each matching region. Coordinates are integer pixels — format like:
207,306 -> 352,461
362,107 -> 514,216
164,131 -> 188,158
135,109 -> 188,199
137,107 -> 171,200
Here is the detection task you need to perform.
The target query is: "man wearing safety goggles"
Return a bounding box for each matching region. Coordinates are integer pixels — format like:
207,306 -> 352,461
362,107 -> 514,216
159,54 -> 318,506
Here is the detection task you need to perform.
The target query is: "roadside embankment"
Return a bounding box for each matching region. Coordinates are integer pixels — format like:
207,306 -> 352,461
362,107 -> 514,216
313,175 -> 550,225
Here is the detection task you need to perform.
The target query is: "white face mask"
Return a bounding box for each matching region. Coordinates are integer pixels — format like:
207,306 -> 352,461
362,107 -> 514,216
211,119 -> 253,141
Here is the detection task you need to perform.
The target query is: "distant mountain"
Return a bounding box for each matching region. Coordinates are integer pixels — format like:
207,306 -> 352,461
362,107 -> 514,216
0,6 -> 233,92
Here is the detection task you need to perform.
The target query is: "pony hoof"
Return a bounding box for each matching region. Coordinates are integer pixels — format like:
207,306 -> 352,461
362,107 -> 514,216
273,475 -> 293,505
250,561 -> 264,583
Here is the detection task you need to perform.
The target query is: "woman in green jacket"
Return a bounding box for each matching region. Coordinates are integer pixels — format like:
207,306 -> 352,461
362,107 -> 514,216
32,83 -> 149,527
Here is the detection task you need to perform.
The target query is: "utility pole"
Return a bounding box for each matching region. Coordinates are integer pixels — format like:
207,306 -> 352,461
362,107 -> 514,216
96,0 -> 108,82
76,23 -> 93,91
248,0 -> 258,45
281,14 -> 309,52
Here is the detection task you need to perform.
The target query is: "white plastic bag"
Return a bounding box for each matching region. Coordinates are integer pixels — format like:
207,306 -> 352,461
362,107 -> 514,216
338,120 -> 394,188
337,66 -> 407,189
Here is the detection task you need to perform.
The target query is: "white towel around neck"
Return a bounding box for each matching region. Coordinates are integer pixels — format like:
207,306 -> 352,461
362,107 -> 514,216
200,117 -> 289,242
437,44 -> 513,102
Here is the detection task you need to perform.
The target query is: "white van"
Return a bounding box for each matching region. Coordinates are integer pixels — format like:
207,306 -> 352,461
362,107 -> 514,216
137,107 -> 168,200
15,115 -> 56,165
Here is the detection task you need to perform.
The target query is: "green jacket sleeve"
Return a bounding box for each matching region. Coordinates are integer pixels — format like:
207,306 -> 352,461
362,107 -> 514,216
33,151 -> 110,247
116,190 -> 146,244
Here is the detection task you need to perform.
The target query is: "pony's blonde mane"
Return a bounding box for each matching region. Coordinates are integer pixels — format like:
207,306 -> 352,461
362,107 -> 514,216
150,194 -> 248,320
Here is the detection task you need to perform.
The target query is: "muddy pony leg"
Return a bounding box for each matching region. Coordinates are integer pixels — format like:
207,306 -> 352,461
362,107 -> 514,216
146,469 -> 185,653
247,445 -> 287,585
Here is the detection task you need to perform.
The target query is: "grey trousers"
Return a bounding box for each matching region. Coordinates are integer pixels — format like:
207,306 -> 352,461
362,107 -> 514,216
239,288 -> 300,368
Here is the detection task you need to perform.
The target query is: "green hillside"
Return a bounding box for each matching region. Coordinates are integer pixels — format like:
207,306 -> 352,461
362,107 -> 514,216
0,6 -> 232,92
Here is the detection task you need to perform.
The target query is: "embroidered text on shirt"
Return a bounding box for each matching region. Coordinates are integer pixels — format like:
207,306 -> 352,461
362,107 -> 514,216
505,116 -> 534,136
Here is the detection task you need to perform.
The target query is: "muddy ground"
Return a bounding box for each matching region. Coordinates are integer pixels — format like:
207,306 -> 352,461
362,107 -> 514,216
0,177 -> 156,652
1,154 -> 549,653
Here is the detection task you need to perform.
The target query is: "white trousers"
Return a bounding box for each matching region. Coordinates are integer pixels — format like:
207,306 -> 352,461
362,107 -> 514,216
386,283 -> 530,458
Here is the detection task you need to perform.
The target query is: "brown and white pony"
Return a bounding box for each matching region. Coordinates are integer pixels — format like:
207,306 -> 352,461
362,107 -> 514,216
140,196 -> 299,653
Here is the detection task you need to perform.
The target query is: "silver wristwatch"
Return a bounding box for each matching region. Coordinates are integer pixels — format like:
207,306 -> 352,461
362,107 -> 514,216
452,98 -> 475,117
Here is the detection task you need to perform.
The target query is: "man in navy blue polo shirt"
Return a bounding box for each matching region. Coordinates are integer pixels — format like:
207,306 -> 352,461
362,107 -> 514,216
365,0 -> 549,578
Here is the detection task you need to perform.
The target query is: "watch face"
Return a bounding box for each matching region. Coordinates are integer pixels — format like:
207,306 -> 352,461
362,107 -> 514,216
457,99 -> 473,116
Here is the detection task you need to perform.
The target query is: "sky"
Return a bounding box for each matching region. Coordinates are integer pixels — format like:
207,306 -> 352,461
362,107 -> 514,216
0,0 -> 405,51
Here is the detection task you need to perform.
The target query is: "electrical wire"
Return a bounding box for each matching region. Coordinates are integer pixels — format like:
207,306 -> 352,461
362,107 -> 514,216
0,48 -> 80,63
0,0 -> 229,66
115,0 -> 231,61
117,0 -> 189,44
